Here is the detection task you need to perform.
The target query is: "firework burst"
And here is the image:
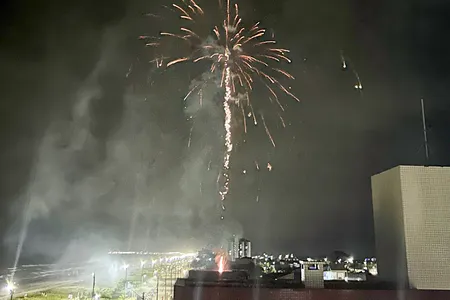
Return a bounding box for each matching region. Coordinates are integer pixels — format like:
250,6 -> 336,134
143,0 -> 298,215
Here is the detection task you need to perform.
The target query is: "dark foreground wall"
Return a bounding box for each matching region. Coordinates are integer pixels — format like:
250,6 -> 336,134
174,285 -> 450,300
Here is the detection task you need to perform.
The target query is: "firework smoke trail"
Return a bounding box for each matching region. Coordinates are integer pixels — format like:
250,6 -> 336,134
219,65 -> 233,209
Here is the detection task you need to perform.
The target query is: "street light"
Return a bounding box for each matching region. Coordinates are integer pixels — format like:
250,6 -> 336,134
122,263 -> 129,278
141,260 -> 146,283
91,273 -> 96,299
5,281 -> 15,300
122,264 -> 129,296
169,263 -> 179,298
154,271 -> 159,300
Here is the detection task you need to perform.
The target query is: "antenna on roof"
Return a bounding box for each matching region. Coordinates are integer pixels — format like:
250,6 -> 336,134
420,98 -> 430,163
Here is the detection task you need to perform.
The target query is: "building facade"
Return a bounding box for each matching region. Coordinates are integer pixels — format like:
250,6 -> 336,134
371,165 -> 450,290
323,270 -> 347,281
174,281 -> 450,300
301,261 -> 325,288
238,238 -> 252,258
227,236 -> 238,261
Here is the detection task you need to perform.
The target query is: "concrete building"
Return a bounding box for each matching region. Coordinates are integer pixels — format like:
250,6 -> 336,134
227,236 -> 238,261
301,261 -> 325,288
175,272 -> 450,300
323,270 -> 347,281
238,238 -> 252,258
174,283 -> 450,300
371,165 -> 450,290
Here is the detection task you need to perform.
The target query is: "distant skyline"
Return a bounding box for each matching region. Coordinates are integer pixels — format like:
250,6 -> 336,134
1,0 -> 450,267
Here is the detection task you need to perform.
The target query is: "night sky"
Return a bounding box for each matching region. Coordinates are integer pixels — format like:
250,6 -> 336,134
1,0 -> 450,267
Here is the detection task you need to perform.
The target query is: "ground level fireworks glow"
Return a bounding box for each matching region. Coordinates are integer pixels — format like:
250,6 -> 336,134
215,251 -> 228,274
218,256 -> 225,274
143,0 -> 298,216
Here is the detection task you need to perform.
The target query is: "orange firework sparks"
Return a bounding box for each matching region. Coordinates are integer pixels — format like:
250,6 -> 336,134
218,256 -> 225,273
150,0 -> 299,108
145,0 -> 299,214
214,250 -> 229,274
167,57 -> 190,67
261,114 -> 275,147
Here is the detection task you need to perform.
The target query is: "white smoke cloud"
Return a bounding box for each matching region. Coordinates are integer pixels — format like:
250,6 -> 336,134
5,19 -> 243,269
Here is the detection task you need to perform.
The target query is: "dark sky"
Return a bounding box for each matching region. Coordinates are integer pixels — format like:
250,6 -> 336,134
1,0 -> 450,266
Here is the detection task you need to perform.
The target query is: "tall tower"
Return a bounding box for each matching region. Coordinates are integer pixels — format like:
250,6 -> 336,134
238,238 -> 251,258
227,236 -> 238,261
372,166 -> 450,290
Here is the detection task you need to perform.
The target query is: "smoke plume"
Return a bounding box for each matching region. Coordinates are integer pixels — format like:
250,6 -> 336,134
5,24 -> 242,268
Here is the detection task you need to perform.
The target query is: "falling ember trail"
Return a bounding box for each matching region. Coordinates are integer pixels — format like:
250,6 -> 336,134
341,50 -> 363,93
187,124 -> 193,148
261,114 -> 276,147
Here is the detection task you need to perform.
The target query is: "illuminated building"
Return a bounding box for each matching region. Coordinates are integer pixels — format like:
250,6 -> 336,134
372,166 -> 450,290
174,271 -> 450,300
300,261 -> 325,288
227,236 -> 238,261
323,270 -> 347,281
238,238 -> 252,258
